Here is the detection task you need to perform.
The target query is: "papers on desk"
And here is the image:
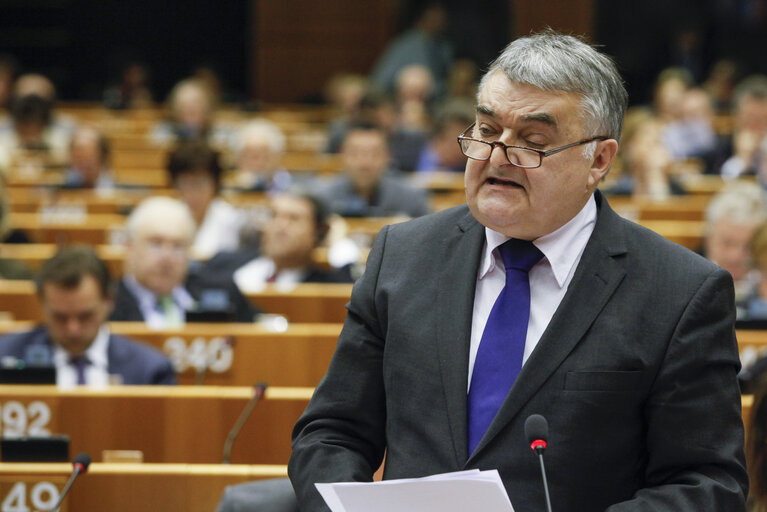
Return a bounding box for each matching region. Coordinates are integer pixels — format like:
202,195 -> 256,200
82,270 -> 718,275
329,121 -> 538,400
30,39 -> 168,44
316,469 -> 515,512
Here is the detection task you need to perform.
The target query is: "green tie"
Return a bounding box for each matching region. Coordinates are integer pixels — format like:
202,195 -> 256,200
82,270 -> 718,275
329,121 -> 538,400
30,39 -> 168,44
158,295 -> 183,328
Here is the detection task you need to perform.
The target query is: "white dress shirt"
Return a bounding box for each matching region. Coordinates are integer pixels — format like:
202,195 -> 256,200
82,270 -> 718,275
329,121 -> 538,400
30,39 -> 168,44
234,257 -> 308,293
53,324 -> 111,387
123,276 -> 195,330
193,198 -> 244,259
468,195 -> 598,386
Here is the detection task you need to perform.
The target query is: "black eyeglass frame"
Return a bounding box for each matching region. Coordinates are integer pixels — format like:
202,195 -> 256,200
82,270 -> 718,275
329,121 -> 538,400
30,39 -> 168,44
456,123 -> 609,169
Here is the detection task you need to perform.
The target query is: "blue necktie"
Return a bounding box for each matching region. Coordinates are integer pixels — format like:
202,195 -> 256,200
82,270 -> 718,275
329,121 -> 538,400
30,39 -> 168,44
69,356 -> 89,386
468,238 -> 543,455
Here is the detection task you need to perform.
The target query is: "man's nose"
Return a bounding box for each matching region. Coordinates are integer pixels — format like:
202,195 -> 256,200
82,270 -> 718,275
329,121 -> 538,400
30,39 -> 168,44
66,318 -> 81,335
489,143 -> 514,167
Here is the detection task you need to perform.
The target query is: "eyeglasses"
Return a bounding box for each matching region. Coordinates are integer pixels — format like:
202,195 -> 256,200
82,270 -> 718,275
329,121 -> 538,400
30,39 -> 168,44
457,123 -> 608,169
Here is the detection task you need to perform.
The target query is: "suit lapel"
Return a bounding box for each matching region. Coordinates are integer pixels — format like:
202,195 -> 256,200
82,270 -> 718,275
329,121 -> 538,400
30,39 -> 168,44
435,209 -> 485,467
469,193 -> 629,459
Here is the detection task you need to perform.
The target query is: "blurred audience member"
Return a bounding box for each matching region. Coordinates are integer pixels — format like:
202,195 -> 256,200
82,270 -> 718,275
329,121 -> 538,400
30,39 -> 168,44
167,141 -> 244,258
63,125 -> 115,191
103,61 -> 153,110
231,119 -> 292,192
703,59 -> 739,113
652,67 -> 693,123
415,98 -> 473,173
370,2 -> 453,99
0,246 -> 176,386
738,220 -> 767,321
0,74 -> 74,174
110,196 -> 256,327
150,78 -> 232,151
718,75 -> 767,178
607,108 -> 682,200
703,181 -> 767,300
325,74 -> 368,121
446,59 -> 478,101
395,64 -> 434,132
318,123 -> 430,218
324,74 -> 370,154
326,90 -> 428,173
663,88 -> 718,170
205,192 -> 353,293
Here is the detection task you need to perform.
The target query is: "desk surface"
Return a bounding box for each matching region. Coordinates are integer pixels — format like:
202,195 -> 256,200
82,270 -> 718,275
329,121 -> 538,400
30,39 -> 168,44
0,385 -> 313,465
0,462 -> 287,512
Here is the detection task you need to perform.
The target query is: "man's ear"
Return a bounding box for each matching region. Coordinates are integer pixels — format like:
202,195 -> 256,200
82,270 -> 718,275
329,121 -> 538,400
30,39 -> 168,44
587,139 -> 619,188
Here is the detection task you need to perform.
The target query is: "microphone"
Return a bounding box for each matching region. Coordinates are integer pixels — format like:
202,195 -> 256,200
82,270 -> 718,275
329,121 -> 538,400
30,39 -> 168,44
222,382 -> 267,464
525,414 -> 553,512
52,452 -> 91,511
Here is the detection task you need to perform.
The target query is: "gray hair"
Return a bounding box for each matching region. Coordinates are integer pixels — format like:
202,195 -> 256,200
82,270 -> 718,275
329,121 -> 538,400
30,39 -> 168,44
125,196 -> 196,242
705,181 -> 767,231
478,30 -> 628,142
733,74 -> 767,111
238,118 -> 287,155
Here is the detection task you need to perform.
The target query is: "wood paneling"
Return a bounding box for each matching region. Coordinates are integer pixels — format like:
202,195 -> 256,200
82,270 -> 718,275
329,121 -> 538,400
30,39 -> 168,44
252,0 -> 395,102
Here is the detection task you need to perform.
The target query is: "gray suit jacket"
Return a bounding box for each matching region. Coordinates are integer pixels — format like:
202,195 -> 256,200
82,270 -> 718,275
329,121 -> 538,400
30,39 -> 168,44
289,192 -> 747,511
318,174 -> 430,218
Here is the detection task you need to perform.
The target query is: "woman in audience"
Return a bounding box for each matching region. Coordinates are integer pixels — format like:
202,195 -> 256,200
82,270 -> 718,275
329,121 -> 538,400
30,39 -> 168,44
167,140 -> 244,259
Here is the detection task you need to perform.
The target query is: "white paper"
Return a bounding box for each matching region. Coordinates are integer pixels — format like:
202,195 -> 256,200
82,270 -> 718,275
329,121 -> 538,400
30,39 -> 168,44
315,469 -> 514,512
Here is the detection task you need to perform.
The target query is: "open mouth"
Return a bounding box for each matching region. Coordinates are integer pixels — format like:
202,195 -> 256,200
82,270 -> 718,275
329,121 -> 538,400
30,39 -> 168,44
486,177 -> 523,188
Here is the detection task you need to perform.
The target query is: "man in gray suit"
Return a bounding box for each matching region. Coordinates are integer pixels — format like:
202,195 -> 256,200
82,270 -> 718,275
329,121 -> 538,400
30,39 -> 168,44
289,30 -> 747,511
318,122 -> 430,219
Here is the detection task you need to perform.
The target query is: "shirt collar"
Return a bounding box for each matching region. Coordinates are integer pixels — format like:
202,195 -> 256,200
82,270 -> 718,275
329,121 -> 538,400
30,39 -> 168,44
52,324 -> 110,370
478,194 -> 598,288
123,275 -> 195,310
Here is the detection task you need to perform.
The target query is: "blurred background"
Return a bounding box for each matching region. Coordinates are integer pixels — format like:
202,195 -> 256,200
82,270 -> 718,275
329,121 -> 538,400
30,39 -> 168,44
3,0 -> 766,106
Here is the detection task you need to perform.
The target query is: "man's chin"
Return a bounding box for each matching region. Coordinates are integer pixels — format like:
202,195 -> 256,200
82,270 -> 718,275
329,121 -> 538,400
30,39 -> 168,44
60,342 -> 89,356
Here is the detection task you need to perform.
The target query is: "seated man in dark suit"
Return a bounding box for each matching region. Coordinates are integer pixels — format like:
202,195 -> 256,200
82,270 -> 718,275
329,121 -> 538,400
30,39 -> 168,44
317,122 -> 431,218
110,196 -> 257,326
204,191 -> 354,293
0,246 -> 175,386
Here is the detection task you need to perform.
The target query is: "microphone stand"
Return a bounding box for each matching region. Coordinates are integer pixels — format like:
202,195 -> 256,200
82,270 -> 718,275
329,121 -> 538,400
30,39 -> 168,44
535,447 -> 553,512
222,382 -> 267,464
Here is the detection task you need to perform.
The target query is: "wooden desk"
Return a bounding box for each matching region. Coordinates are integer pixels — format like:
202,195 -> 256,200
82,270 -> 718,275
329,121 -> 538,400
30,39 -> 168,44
0,244 -> 127,277
6,188 -> 148,215
635,220 -> 704,250
0,386 -> 312,465
0,280 -> 353,324
108,322 -> 340,387
8,212 -> 126,245
246,283 -> 352,323
0,280 -> 41,320
0,462 -> 287,512
608,195 -> 711,222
